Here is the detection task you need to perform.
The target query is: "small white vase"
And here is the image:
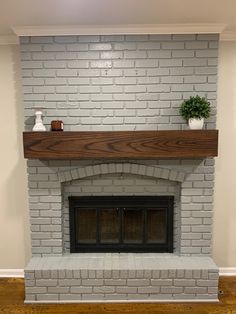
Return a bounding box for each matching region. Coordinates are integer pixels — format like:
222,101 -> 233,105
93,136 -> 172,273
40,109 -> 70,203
33,110 -> 46,131
188,118 -> 204,130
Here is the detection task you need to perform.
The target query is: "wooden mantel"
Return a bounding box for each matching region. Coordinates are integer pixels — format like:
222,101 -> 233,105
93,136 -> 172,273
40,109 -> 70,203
22,130 -> 218,160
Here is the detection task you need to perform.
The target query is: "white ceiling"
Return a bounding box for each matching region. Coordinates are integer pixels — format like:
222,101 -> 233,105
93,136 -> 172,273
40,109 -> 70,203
0,0 -> 236,36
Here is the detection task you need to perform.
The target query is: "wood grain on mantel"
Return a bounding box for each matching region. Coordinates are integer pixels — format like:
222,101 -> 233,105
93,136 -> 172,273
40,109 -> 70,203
23,130 -> 218,159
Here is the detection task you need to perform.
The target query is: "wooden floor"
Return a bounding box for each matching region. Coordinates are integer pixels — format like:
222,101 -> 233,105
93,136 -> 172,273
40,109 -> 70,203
0,277 -> 235,314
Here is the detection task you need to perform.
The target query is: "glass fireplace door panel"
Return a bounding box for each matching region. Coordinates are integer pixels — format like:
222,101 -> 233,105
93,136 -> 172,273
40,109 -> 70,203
123,209 -> 143,243
100,208 -> 119,243
76,209 -> 97,244
146,209 -> 166,243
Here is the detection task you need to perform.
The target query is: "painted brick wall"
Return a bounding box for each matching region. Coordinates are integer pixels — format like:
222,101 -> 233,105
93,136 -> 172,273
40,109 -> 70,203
21,34 -> 219,303
27,159 -> 214,257
20,34 -> 218,257
20,34 -> 218,131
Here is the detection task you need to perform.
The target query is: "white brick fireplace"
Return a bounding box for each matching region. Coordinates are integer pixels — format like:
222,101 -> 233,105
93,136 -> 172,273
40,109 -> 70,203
21,34 -> 219,302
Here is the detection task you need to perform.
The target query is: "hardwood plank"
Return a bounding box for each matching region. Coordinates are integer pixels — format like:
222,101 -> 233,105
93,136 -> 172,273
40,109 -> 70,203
23,130 -> 218,159
0,277 -> 235,314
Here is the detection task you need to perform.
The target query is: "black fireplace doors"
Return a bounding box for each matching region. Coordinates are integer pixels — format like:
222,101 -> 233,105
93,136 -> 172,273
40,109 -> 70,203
69,196 -> 174,253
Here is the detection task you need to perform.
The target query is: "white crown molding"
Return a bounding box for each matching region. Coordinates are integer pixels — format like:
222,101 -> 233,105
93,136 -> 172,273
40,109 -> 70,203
0,35 -> 19,45
12,23 -> 226,37
220,31 -> 236,41
219,267 -> 236,276
0,269 -> 24,278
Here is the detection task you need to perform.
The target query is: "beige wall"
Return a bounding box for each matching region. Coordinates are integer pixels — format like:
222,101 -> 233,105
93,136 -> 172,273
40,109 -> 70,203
0,45 -> 30,268
0,41 -> 235,269
213,41 -> 236,267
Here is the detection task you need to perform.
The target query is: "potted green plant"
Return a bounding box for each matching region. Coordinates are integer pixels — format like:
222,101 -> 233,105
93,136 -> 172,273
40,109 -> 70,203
179,95 -> 211,129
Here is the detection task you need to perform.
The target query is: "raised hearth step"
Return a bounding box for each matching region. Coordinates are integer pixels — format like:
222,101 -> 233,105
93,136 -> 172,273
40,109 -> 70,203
24,255 -> 219,303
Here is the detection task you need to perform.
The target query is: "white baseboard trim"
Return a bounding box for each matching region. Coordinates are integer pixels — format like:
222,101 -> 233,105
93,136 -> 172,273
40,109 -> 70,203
0,269 -> 24,278
219,267 -> 236,276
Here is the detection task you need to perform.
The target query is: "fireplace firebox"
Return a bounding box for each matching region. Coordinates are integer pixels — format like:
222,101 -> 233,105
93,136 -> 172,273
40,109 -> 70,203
69,196 -> 174,253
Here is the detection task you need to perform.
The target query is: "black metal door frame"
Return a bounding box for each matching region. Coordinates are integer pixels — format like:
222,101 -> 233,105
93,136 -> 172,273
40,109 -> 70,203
69,196 -> 174,253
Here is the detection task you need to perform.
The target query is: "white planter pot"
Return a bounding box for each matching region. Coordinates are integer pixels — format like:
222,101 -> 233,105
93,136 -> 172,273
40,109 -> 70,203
188,118 -> 204,130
